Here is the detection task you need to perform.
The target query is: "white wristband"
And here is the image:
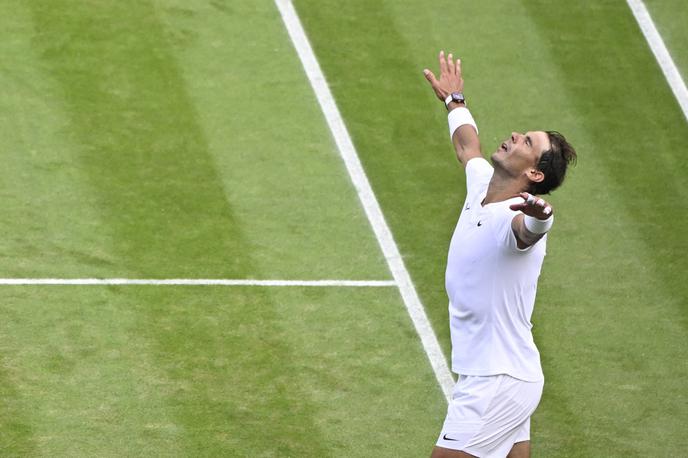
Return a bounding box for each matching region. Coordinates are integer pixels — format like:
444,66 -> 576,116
447,107 -> 478,140
524,214 -> 554,234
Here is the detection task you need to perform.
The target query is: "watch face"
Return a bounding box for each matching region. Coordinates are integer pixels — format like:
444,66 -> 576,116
452,92 -> 465,102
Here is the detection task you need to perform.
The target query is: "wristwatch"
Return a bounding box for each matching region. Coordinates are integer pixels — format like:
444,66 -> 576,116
444,92 -> 466,108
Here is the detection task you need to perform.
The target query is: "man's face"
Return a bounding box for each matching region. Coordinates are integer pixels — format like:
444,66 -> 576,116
491,131 -> 551,178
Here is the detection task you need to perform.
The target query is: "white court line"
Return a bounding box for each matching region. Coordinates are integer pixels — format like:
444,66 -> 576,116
0,278 -> 397,286
274,0 -> 454,401
627,0 -> 688,123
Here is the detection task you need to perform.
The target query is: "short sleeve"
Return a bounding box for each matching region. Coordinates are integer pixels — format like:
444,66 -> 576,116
465,157 -> 493,199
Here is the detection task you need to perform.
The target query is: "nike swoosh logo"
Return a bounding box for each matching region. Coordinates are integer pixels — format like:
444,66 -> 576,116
442,433 -> 459,441
465,205 -> 470,210
477,221 -> 482,226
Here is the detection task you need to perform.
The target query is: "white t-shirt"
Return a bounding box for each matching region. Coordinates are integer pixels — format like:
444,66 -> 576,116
445,157 -> 545,382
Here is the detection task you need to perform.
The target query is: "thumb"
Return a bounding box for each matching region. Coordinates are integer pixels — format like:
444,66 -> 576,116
423,68 -> 439,86
509,202 -> 526,212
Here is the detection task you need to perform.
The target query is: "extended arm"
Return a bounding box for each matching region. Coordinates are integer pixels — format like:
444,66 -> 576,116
424,51 -> 483,167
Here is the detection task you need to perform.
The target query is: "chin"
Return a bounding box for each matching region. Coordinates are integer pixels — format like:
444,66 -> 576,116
491,153 -> 515,176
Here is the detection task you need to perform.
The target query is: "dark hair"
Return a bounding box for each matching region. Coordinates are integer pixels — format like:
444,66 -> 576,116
530,131 -> 577,195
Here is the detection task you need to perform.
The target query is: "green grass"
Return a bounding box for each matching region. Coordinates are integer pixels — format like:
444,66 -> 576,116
0,286 -> 444,456
0,0 -> 388,280
0,0 -> 686,456
295,0 -> 687,455
1,1 -> 443,456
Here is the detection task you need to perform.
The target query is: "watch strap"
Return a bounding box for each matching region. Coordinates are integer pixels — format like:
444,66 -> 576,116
444,92 -> 465,108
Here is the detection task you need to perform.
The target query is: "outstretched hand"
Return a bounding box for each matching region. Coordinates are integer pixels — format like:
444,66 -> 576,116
509,193 -> 553,220
423,50 -> 464,102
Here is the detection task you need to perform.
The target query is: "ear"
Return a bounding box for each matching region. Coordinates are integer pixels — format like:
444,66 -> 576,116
526,168 -> 545,183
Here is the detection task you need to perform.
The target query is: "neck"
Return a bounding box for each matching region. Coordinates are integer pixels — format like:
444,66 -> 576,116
483,167 -> 527,205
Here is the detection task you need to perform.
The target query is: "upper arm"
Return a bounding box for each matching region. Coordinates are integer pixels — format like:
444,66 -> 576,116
487,205 -> 544,252
452,124 -> 483,168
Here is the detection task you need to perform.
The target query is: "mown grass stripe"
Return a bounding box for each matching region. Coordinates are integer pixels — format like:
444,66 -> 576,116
27,1 -> 257,279
22,0 -> 333,455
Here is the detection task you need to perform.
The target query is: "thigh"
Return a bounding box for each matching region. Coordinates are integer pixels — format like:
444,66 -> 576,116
507,440 -> 531,458
435,375 -> 499,452
430,445 -> 478,458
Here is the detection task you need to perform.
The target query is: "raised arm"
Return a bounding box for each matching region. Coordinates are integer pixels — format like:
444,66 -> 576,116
424,51 -> 483,168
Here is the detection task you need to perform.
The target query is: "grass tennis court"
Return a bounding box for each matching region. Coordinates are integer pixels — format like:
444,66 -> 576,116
0,0 -> 686,456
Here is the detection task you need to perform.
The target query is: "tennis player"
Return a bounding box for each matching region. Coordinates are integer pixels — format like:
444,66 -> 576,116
423,51 -> 577,458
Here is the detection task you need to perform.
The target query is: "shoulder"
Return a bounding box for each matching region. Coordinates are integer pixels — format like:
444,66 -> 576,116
466,157 -> 493,177
486,197 -> 522,215
465,157 -> 493,196
486,198 -> 545,253
483,198 -> 521,231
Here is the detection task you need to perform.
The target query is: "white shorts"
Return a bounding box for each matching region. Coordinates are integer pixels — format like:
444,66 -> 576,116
436,374 -> 544,457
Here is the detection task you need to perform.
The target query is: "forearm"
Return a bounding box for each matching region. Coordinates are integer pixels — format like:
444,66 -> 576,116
511,211 -> 553,249
424,51 -> 485,166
